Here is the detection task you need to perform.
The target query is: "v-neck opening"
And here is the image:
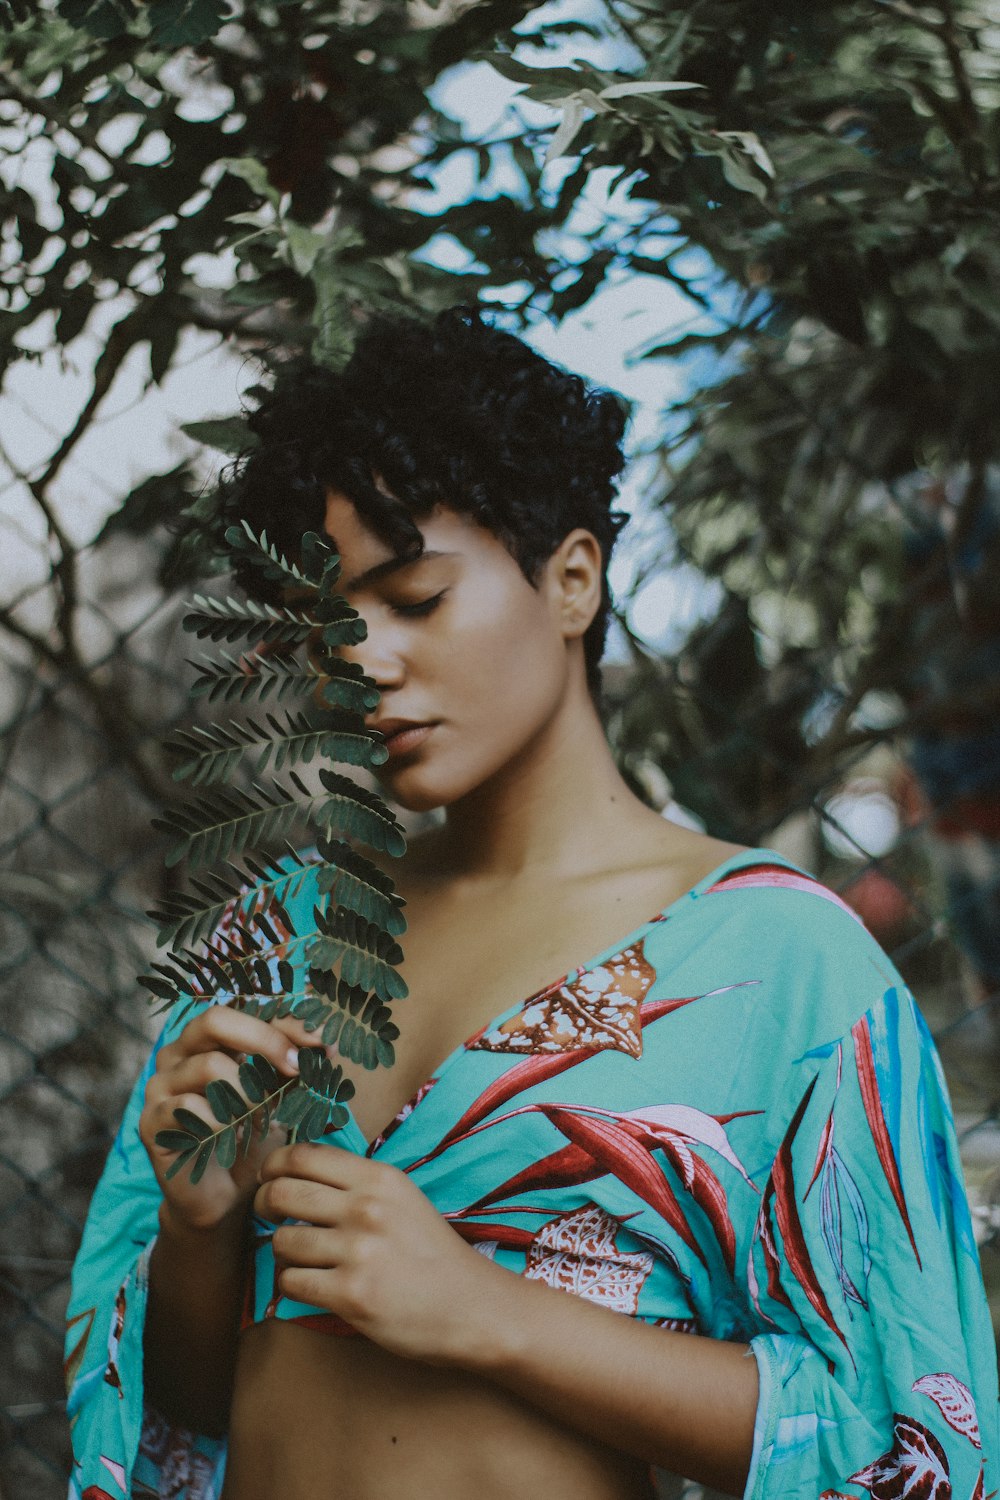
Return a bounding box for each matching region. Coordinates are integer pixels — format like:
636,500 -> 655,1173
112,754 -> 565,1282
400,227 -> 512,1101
341,844 -> 801,1155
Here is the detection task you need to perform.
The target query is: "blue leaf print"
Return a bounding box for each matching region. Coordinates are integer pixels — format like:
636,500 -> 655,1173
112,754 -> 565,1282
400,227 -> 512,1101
934,1133 -> 977,1260
868,985 -> 903,1166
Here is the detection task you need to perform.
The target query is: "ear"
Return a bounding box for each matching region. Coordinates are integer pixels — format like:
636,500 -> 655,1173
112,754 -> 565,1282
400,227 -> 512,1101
545,528 -> 604,640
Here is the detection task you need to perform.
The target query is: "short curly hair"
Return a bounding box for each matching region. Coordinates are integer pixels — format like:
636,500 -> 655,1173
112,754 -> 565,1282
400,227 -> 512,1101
215,307 -> 629,696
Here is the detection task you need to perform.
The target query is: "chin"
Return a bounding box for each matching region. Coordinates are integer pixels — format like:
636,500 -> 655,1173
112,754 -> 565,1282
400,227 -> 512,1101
376,751 -> 502,816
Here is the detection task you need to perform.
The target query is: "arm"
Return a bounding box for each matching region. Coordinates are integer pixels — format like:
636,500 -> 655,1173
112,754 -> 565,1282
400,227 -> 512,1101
144,1203 -> 249,1436
137,1004 -> 303,1431
452,1258 -> 758,1495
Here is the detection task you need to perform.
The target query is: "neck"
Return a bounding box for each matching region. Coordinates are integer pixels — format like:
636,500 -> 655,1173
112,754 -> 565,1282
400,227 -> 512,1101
438,679 -> 645,883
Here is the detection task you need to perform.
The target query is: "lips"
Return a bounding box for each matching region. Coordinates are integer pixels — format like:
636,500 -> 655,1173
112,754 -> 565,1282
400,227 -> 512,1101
370,719 -> 436,759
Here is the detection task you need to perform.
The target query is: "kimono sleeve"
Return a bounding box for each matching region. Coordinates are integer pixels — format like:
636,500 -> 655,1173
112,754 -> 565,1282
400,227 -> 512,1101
744,982 -> 999,1500
64,1001 -> 226,1500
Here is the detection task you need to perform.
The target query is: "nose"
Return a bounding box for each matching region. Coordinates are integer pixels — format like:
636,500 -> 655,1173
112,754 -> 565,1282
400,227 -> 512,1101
337,610 -> 406,694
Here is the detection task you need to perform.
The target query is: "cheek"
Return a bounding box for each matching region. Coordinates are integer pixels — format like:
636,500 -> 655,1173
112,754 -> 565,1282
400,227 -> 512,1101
448,582 -> 563,707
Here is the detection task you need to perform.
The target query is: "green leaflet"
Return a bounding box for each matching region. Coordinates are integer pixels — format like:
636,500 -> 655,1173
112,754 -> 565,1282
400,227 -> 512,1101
183,594 -> 316,648
168,711 -> 387,788
315,838 -> 406,934
315,768 -> 407,856
152,525 -> 407,1184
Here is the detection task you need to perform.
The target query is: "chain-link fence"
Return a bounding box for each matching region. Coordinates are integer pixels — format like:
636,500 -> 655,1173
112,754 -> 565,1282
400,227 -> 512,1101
2,517 -> 998,1500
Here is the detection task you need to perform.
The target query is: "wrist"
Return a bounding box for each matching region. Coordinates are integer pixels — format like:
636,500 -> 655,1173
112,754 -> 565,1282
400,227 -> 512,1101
157,1197 -> 249,1250
437,1247 -> 533,1375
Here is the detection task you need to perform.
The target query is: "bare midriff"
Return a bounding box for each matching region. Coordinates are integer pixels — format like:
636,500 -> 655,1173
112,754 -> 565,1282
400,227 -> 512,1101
222,1321 -> 656,1500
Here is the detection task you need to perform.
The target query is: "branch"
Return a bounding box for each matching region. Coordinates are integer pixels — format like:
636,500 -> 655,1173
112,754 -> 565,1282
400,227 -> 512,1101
874,0 -> 984,181
35,301 -> 154,495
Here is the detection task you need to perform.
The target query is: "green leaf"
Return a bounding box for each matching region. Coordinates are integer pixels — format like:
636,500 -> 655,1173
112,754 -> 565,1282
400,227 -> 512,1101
220,155 -> 281,205
206,1077 -> 247,1124
238,1060 -> 264,1103
339,1017 -> 357,1058
189,1138 -> 216,1185
180,418 -> 252,455
276,1085 -> 311,1128
322,1010 -> 344,1046
215,1123 -> 238,1170
164,1147 -> 199,1181
315,769 -> 406,857
173,1107 -> 212,1140
154,1129 -> 199,1153
375,1038 -> 396,1068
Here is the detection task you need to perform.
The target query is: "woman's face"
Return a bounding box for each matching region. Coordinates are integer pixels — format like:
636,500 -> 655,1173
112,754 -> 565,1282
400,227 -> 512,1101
320,491 -> 589,813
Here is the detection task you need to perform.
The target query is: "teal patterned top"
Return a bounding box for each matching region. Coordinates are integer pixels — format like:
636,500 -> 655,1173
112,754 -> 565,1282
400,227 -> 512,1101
66,847 -> 1000,1500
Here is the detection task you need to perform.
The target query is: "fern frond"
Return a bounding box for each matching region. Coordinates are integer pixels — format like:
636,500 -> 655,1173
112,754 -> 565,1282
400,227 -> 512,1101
153,777 -> 312,869
182,594 -> 316,648
315,837 -> 406,934
168,712 -> 387,787
186,650 -> 318,706
149,850 -> 313,947
308,902 -> 407,1001
315,768 -> 406,855
225,521 -> 317,592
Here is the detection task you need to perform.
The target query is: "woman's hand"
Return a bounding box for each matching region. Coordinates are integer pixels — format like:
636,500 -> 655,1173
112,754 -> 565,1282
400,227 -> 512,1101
139,1005 -> 303,1235
254,1142 -> 503,1364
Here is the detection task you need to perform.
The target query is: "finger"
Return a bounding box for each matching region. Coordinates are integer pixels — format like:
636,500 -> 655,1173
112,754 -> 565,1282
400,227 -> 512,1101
276,1265 -> 341,1311
270,1014 -> 332,1054
173,1007 -> 301,1077
272,1223 -> 345,1269
163,1050 -> 247,1099
144,1091 -> 217,1153
254,1173 -> 344,1226
258,1141 -> 370,1190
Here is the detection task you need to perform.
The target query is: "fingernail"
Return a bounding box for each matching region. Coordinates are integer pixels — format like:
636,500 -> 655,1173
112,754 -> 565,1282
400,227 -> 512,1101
285,1047 -> 300,1071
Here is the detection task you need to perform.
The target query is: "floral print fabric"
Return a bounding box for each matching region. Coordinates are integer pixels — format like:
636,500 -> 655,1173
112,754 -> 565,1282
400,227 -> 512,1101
65,848 -> 999,1500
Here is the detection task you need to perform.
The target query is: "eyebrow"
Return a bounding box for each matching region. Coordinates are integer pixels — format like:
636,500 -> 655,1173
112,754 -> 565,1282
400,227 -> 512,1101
341,549 -> 456,592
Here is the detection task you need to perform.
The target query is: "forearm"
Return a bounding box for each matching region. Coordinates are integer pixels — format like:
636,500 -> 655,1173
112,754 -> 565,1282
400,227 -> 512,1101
144,1201 -> 249,1436
456,1267 -> 758,1497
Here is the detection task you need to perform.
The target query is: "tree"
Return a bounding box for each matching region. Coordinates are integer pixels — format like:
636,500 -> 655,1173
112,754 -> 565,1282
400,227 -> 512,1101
5,2 -> 998,839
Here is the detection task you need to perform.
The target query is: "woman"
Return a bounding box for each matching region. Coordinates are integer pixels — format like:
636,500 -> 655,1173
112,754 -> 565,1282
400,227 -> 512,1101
66,310 -> 999,1500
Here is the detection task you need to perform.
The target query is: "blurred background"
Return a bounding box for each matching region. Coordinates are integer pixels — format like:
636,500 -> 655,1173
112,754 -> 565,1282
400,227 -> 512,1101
2,1 -> 999,1494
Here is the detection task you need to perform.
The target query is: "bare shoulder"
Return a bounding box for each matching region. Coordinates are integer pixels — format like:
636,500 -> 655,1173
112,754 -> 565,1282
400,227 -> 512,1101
626,810 -> 749,886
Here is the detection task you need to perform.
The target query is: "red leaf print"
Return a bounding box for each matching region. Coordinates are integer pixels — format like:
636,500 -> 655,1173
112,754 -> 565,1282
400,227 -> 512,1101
968,1462 -> 995,1500
805,1106 -> 836,1198
849,1414 -> 951,1500
463,1141 -> 600,1212
912,1374 -> 981,1449
852,1016 -> 921,1265
770,1076 -> 849,1350
448,1219 -> 535,1251
748,1191 -> 796,1321
537,1105 -> 707,1265
524,1203 -> 654,1313
408,982 -> 760,1174
409,1049 -> 597,1171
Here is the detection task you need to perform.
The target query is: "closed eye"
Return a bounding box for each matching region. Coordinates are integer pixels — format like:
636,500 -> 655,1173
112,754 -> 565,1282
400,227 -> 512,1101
392,591 -> 447,618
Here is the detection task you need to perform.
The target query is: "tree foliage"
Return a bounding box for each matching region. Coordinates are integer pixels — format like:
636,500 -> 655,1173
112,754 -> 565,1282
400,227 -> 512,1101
3,0 -> 999,859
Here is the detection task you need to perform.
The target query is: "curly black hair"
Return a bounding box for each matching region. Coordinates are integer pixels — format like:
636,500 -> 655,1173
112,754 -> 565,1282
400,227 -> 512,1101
214,306 -> 630,696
